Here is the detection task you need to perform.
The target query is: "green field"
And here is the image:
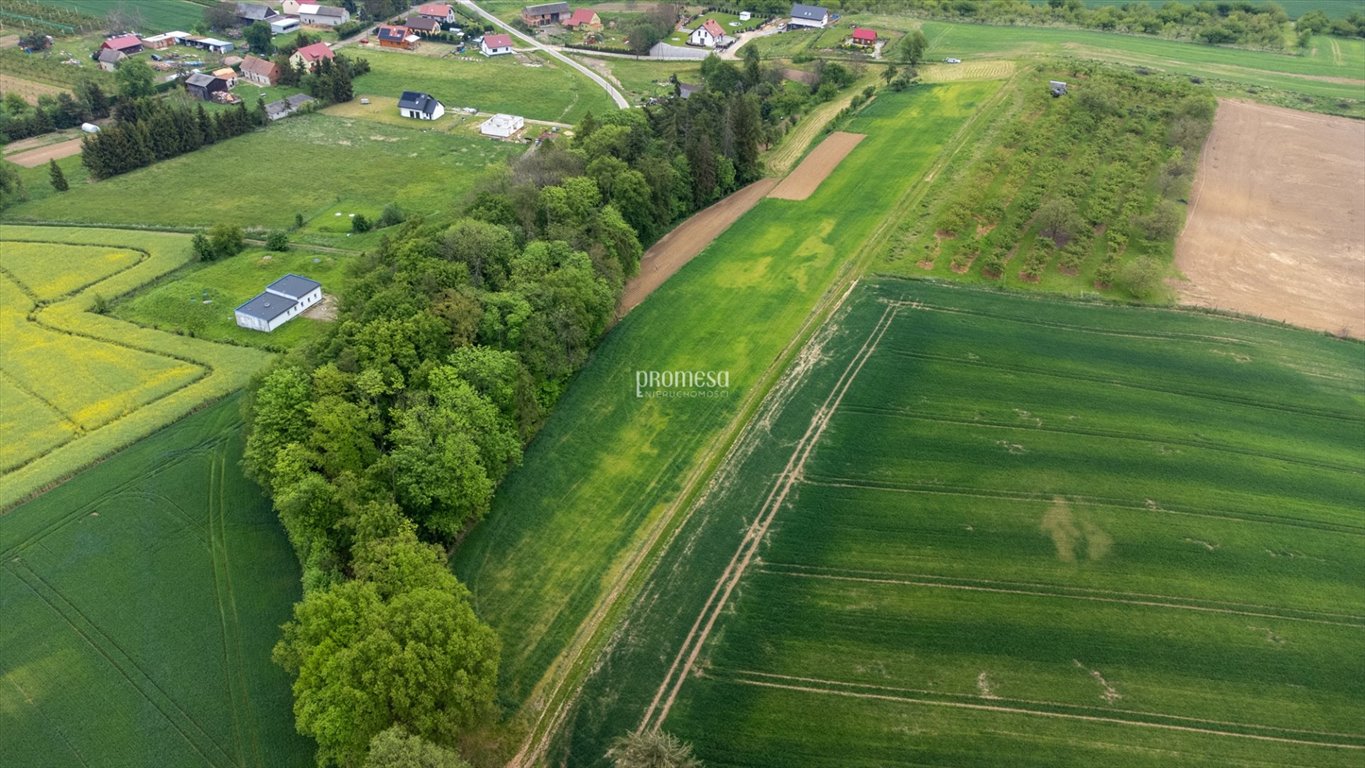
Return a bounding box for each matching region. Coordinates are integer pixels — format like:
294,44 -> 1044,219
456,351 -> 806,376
451,81 -> 1003,756
355,48 -> 615,124
0,394 -> 314,767
26,0 -> 210,32
2,114 -> 521,241
0,226 -> 271,508
569,278 -> 1365,766
573,56 -> 702,103
1023,0 -> 1361,19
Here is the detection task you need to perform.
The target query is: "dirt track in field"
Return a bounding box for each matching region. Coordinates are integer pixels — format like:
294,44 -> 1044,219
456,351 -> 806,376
1175,100 -> 1365,337
616,177 -> 778,318
5,138 -> 84,168
768,131 -> 865,200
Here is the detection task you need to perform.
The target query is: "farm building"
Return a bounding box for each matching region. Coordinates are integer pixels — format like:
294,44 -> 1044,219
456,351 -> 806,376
265,93 -> 314,120
398,91 -> 445,120
480,113 -> 525,138
235,274 -> 323,333
141,31 -> 186,50
788,3 -> 830,28
849,27 -> 876,46
184,73 -> 230,101
213,66 -> 238,87
298,4 -> 350,26
480,34 -> 513,56
239,55 -> 280,85
1050,80 -> 1068,96
237,3 -> 277,24
564,8 -> 602,31
183,36 -> 235,53
405,16 -> 442,35
688,19 -> 729,48
280,0 -> 301,13
100,34 -> 142,55
377,25 -> 420,49
416,2 -> 457,24
291,41 -> 334,71
522,2 -> 569,26
270,17 -> 300,34
97,49 -> 125,71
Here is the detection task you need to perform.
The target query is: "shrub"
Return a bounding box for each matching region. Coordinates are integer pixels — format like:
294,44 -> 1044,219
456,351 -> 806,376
377,203 -> 405,229
266,231 -> 290,252
352,213 -> 372,233
1116,256 -> 1165,300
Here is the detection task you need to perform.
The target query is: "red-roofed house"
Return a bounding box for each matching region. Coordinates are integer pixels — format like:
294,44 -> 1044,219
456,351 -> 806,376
480,33 -> 513,56
688,19 -> 726,48
240,54 -> 281,85
290,41 -> 334,71
416,2 -> 457,24
850,27 -> 877,47
101,34 -> 143,54
563,8 -> 602,31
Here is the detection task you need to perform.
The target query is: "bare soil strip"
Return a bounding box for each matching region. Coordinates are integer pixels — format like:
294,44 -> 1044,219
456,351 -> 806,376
616,178 -> 778,318
726,669 -> 1365,743
6,137 -> 84,168
642,301 -> 901,731
725,675 -> 1365,749
765,82 -> 874,175
1175,99 -> 1365,337
767,131 -> 866,201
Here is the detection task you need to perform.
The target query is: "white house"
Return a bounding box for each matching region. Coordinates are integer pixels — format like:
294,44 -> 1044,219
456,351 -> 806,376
480,113 -> 524,138
480,33 -> 513,56
234,274 -> 322,332
688,19 -> 727,48
788,3 -> 829,28
398,91 -> 445,120
298,4 -> 350,26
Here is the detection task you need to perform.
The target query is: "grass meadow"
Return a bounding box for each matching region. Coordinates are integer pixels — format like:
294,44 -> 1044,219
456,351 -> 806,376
113,246 -> 349,352
1022,0 -> 1361,19
0,226 -> 271,508
3,113 -> 521,242
0,394 -> 313,767
354,49 -> 616,124
572,278 -> 1365,766
451,80 -> 1003,746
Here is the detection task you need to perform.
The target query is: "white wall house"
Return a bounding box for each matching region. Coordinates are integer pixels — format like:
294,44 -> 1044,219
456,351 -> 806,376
480,113 -> 524,138
234,274 -> 323,332
480,33 -> 513,56
688,19 -> 726,48
298,4 -> 350,26
788,3 -> 829,28
399,91 -> 445,120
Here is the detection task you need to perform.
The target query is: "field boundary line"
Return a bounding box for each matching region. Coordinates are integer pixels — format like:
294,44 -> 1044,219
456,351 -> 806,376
719,669 -> 1365,744
6,560 -> 237,767
800,476 -> 1365,536
642,301 -> 901,731
757,566 -> 1365,628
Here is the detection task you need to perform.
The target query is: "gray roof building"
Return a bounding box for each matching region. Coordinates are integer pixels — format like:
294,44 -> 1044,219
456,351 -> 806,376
267,274 -> 321,299
237,2 -> 275,21
398,91 -> 442,117
790,3 -> 829,22
235,292 -> 296,323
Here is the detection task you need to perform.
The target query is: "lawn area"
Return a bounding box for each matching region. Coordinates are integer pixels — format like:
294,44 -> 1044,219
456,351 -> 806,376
0,226 -> 271,508
450,80 -> 1004,759
112,246 -> 350,352
28,0 -> 210,31
354,48 -> 615,124
575,277 -> 1365,766
0,394 -> 314,767
2,113 -> 522,240
578,56 -> 701,102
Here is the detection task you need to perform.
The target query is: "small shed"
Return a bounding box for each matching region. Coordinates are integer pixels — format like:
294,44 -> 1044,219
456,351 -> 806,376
265,93 -> 315,120
97,49 -> 125,71
850,27 -> 876,46
1050,80 -> 1068,97
480,113 -> 525,138
271,16 -> 301,34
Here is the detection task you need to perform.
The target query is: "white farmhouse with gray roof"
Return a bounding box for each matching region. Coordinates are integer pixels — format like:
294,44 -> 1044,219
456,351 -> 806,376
788,3 -> 830,28
235,274 -> 322,332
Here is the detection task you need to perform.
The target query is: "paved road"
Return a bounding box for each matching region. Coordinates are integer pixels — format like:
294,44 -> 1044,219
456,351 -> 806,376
458,0 -> 630,109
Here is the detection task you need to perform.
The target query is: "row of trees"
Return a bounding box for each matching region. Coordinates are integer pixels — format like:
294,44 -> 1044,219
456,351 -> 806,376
245,47 -> 861,766
80,97 -> 261,180
0,81 -> 110,143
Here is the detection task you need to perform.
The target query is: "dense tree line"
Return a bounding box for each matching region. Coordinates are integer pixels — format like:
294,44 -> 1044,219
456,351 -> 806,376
0,80 -> 110,142
80,97 -> 260,180
244,47 -> 859,765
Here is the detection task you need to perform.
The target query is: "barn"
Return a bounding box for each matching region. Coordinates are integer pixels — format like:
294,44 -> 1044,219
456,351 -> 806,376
522,2 -> 569,26
184,73 -> 229,100
235,274 -> 323,333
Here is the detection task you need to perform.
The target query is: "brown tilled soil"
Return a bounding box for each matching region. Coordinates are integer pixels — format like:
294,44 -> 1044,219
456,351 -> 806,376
5,137 -> 85,168
616,177 -> 778,317
768,131 -> 865,201
1175,100 -> 1365,337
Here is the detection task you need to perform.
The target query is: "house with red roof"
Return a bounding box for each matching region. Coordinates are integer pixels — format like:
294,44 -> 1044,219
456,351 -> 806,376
564,8 -> 602,31
416,2 -> 457,24
240,54 -> 281,86
290,41 -> 334,71
480,33 -> 513,56
688,18 -> 727,48
849,27 -> 877,47
101,34 -> 143,54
